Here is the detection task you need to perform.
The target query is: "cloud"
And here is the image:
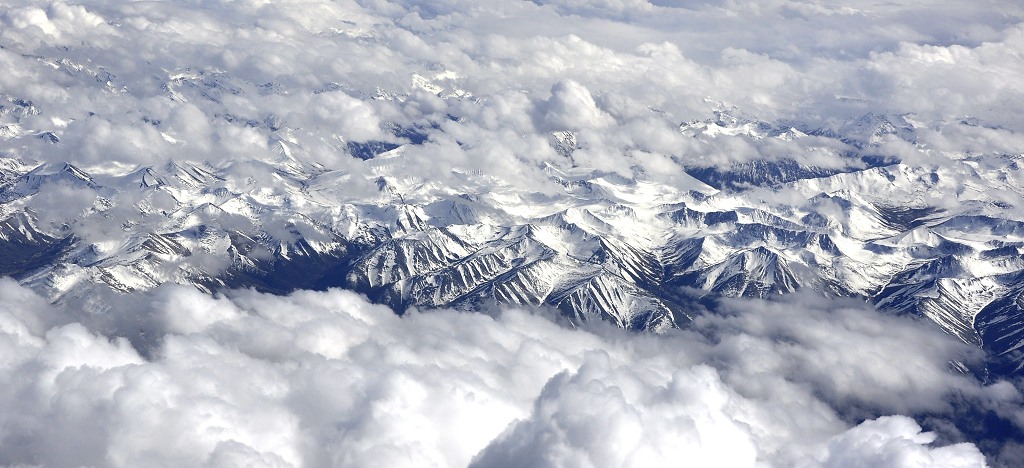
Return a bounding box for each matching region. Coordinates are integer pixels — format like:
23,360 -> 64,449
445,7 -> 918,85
697,294 -> 988,416
537,79 -> 615,132
0,278 -> 1015,466
303,91 -> 386,142
471,361 -> 762,468
532,0 -> 655,21
822,416 -> 986,468
0,0 -> 1020,186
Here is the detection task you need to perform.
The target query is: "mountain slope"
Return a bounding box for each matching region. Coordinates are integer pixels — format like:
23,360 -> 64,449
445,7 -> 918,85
2,114 -> 1024,377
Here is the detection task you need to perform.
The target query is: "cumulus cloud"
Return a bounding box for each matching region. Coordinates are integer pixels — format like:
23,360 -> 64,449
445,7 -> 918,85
472,361 -> 762,467
822,417 -> 986,468
0,278 -> 1016,466
537,79 -> 615,131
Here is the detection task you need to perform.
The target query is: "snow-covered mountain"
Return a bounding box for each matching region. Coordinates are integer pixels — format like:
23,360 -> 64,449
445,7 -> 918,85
3,106 -> 1024,377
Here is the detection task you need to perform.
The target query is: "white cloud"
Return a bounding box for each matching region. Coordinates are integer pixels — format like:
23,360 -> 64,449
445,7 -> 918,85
0,279 -> 1014,466
0,0 -> 1020,184
537,79 -> 615,131
822,416 -> 986,468
3,7 -> 59,37
304,91 -> 387,142
472,361 -> 761,468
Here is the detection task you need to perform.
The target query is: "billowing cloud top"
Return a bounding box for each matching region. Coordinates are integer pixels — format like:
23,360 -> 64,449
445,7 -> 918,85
0,278 -> 1014,467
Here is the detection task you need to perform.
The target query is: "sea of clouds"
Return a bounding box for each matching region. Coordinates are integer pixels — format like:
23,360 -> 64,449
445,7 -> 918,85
3,0 -> 1024,465
1,277 -> 1020,467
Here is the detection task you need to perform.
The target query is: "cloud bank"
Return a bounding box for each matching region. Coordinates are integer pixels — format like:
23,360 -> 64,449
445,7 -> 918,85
1,0 -> 1022,189
0,277 -> 1018,466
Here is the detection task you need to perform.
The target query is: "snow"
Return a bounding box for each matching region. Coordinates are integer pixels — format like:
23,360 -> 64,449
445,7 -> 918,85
3,112 -> 1024,370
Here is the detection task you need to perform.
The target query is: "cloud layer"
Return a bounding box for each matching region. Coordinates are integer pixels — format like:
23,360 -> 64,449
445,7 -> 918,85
0,277 -> 1017,466
1,0 -> 1023,188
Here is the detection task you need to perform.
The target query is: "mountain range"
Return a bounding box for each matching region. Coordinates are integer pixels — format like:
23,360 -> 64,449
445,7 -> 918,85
3,100 -> 1024,377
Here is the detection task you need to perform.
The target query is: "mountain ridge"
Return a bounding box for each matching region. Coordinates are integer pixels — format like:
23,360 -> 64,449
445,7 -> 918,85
3,112 -> 1024,377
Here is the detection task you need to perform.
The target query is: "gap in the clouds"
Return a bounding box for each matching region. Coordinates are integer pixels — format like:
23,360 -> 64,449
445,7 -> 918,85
917,398 -> 1024,467
681,155 -> 898,192
347,121 -> 438,160
819,386 -> 1024,466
